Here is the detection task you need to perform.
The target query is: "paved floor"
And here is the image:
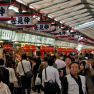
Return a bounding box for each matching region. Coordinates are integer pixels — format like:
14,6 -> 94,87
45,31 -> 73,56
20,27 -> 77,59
31,90 -> 44,94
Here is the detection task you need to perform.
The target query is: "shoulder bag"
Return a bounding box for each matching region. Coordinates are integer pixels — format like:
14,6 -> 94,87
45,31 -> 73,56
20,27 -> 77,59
21,61 -> 33,79
44,67 -> 57,93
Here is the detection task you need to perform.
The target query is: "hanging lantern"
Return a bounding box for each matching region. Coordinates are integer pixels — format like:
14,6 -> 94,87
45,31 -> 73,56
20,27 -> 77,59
61,48 -> 66,52
31,18 -> 38,24
24,45 -> 30,52
30,45 -> 36,51
57,48 -> 61,52
57,28 -> 62,33
3,44 -> 11,52
66,32 -> 70,36
50,26 -> 55,31
49,47 -> 54,51
45,46 -> 50,51
40,46 -> 45,52
8,9 -> 15,17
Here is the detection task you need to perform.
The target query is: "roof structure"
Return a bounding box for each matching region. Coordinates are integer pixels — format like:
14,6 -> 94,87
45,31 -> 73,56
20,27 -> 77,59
20,0 -> 94,38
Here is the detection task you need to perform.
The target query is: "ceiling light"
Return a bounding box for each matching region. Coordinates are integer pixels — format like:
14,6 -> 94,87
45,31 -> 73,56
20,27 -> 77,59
54,19 -> 58,21
0,41 -> 3,43
48,15 -> 53,18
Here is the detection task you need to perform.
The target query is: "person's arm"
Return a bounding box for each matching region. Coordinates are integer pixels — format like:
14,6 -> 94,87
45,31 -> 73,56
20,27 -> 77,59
89,63 -> 94,76
62,77 -> 68,94
42,69 -> 45,86
6,70 -> 9,85
55,70 -> 62,90
12,69 -> 18,86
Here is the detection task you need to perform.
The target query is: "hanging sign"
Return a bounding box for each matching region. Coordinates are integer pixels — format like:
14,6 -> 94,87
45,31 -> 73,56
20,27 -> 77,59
0,3 -> 15,20
33,23 -> 51,31
0,29 -> 16,40
0,5 -> 8,17
10,16 -> 32,25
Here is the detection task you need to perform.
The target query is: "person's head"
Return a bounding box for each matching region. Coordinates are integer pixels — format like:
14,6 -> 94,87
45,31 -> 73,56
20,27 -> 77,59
0,59 -> 4,66
56,54 -> 60,59
65,56 -> 72,67
88,57 -> 94,66
43,57 -> 48,62
6,61 -> 12,68
33,57 -> 37,63
80,61 -> 86,70
46,54 -> 51,59
51,55 -> 56,62
0,69 -> 3,82
21,54 -> 27,60
36,58 -> 41,66
61,54 -> 63,56
48,58 -> 54,66
27,56 -> 33,61
69,62 -> 79,76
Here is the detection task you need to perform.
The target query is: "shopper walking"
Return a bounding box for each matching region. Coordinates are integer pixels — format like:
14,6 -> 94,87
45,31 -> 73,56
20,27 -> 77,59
79,60 -> 94,94
6,61 -> 18,94
62,62 -> 86,94
0,58 -> 9,85
17,54 -> 31,94
0,69 -> 11,94
55,54 -> 66,69
42,58 -> 62,94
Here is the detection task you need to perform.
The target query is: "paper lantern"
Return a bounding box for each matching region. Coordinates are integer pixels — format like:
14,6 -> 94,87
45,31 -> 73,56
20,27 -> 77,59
31,18 -> 38,24
45,46 -> 50,51
57,28 -> 62,33
40,46 -> 45,52
66,32 -> 70,36
30,45 -> 36,51
8,9 -> 15,17
61,48 -> 66,52
24,45 -> 30,52
57,48 -> 61,52
50,26 -> 55,31
49,47 -> 54,51
3,44 -> 11,52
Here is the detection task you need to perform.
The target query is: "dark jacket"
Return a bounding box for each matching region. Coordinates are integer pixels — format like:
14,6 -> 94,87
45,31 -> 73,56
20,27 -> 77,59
91,64 -> 94,86
58,67 -> 67,83
0,67 -> 9,85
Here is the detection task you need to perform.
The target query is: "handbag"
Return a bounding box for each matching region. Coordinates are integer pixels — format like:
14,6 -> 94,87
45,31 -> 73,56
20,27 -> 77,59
44,67 -> 57,93
35,75 -> 41,85
21,61 -> 33,79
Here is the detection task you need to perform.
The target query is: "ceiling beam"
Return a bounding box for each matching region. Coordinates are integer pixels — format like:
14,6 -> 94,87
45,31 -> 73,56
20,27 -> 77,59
27,0 -> 44,5
81,0 -> 94,18
38,0 -> 68,10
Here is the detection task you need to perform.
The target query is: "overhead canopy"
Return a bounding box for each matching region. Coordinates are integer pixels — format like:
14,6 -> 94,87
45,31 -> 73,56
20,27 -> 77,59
17,0 -> 94,39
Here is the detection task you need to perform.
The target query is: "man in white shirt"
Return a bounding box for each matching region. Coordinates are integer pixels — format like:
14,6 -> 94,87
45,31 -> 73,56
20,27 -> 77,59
55,54 -> 66,69
42,58 -> 62,94
17,54 -> 31,94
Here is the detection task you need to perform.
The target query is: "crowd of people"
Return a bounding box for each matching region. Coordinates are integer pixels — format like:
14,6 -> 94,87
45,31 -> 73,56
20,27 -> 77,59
0,52 -> 94,94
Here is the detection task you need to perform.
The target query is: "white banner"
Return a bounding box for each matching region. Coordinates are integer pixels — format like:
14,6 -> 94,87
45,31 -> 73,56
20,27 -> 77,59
0,5 -> 8,17
10,16 -> 32,25
33,24 -> 51,31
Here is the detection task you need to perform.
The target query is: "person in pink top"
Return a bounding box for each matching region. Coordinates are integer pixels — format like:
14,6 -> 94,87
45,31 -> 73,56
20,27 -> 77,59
0,69 -> 11,94
55,54 -> 66,69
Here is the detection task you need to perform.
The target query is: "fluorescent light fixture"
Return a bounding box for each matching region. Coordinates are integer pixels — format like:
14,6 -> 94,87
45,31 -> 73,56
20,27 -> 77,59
14,42 -> 19,43
48,15 -> 53,18
0,41 -> 3,43
60,21 -> 62,23
54,19 -> 58,21
29,5 -> 35,9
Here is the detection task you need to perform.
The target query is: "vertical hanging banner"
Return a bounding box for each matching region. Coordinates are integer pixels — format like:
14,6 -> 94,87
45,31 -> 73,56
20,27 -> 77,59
0,2 -> 15,20
33,21 -> 54,32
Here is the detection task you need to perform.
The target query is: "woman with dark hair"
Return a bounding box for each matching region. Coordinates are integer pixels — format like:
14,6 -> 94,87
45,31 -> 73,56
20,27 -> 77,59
79,61 -> 94,94
0,69 -> 11,94
6,61 -> 18,94
59,56 -> 72,83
